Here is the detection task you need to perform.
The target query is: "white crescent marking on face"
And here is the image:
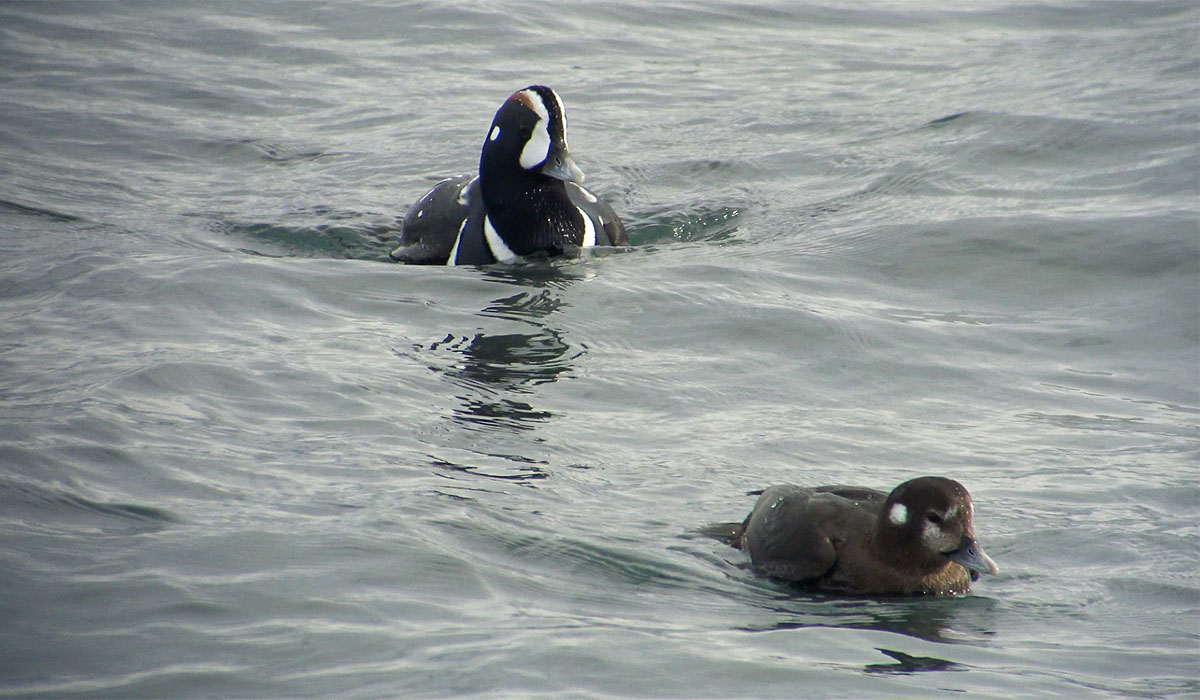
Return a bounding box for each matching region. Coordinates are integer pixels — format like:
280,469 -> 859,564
483,215 -> 518,263
519,122 -> 551,170
888,503 -> 908,526
518,90 -> 552,170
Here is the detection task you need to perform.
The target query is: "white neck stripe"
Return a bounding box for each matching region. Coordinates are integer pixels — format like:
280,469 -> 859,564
483,215 -> 519,263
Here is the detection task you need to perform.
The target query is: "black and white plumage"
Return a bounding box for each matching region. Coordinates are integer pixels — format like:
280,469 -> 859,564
390,86 -> 626,266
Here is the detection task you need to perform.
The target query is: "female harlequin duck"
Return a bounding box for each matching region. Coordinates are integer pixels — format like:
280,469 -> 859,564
390,85 -> 627,266
710,476 -> 999,596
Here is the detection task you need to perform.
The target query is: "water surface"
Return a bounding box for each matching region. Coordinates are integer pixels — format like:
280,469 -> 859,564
1,1 -> 1197,697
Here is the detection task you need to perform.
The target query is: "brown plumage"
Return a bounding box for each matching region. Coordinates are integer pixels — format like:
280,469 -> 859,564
715,476 -> 998,596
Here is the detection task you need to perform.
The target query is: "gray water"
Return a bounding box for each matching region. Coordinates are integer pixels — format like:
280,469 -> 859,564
2,1 -> 1198,698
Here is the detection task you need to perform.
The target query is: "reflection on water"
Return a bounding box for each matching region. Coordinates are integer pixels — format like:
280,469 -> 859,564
730,593 -> 995,680
451,393 -> 554,432
741,592 -> 998,645
405,283 -> 583,426
403,266 -> 587,478
479,262 -> 589,293
461,269 -> 582,417
441,285 -> 582,430
431,324 -> 579,397
479,287 -> 569,321
428,454 -> 550,482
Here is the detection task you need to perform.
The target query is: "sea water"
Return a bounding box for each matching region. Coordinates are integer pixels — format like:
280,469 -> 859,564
1,2 -> 1197,697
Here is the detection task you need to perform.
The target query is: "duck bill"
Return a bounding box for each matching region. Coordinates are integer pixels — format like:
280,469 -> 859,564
947,535 -> 999,576
541,150 -> 585,184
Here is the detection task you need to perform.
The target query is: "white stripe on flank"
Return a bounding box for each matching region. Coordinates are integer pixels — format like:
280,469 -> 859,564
445,218 -> 467,266
579,208 -> 596,248
483,216 -> 518,263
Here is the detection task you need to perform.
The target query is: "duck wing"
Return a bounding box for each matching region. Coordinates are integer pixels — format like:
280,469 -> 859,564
740,484 -> 887,583
392,175 -> 474,264
565,183 -> 627,247
740,485 -> 839,582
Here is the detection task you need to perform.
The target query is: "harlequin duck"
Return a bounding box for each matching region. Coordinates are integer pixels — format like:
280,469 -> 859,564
390,85 -> 627,266
712,476 -> 998,596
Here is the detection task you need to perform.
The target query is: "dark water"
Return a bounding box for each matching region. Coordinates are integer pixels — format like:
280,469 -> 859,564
2,1 -> 1198,697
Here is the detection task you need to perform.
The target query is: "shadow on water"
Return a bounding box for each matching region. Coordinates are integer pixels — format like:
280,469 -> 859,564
864,647 -> 966,675
213,213 -> 400,262
0,479 -> 180,536
0,198 -> 86,223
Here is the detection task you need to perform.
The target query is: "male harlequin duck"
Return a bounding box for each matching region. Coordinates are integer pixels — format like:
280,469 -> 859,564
390,85 -> 627,266
711,476 -> 999,596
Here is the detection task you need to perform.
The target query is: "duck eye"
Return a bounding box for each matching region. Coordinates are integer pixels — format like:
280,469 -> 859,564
926,512 -> 943,525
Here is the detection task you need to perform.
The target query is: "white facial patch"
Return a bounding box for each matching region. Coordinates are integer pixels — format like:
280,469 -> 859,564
489,125 -> 501,142
888,503 -> 908,526
922,514 -> 955,548
921,508 -> 958,548
483,215 -> 518,263
518,90 -> 552,170
519,121 -> 551,170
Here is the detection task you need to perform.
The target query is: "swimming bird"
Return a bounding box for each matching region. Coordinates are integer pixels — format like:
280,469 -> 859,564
711,476 -> 998,595
390,85 -> 626,265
